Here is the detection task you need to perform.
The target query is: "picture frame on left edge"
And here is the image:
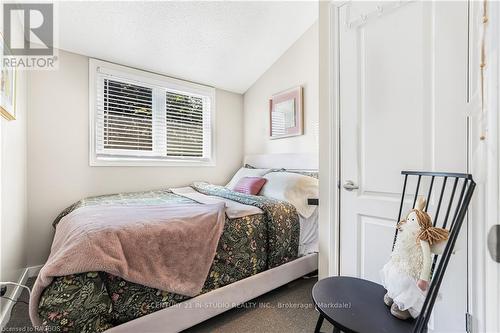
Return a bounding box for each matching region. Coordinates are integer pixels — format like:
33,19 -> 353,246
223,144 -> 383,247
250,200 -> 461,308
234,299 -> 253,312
0,34 -> 17,121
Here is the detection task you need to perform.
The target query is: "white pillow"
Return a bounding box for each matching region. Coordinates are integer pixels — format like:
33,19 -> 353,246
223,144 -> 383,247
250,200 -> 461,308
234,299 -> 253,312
260,172 -> 319,218
226,167 -> 271,190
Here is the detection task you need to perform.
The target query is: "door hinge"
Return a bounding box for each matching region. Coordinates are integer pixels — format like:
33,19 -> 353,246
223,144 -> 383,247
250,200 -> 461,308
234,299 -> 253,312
465,312 -> 473,333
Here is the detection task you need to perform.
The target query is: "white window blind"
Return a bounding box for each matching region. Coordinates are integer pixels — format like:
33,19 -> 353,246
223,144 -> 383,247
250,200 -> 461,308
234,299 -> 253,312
91,59 -> 215,166
98,78 -> 154,153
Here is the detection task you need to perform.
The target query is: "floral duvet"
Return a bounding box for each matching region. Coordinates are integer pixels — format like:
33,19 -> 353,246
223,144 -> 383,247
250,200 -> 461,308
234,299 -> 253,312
37,183 -> 299,332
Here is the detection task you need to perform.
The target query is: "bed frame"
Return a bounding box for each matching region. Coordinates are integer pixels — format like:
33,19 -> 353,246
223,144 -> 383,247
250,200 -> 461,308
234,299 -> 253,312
107,153 -> 319,333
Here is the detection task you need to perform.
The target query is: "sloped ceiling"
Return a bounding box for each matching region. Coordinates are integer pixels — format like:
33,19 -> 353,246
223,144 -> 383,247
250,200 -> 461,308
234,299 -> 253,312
57,1 -> 318,93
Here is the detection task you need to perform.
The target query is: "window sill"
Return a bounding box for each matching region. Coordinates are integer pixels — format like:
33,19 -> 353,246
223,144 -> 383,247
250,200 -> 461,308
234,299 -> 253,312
90,156 -> 216,167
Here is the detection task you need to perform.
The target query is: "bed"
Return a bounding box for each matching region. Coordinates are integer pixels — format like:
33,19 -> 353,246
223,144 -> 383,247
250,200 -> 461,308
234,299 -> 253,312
32,153 -> 319,333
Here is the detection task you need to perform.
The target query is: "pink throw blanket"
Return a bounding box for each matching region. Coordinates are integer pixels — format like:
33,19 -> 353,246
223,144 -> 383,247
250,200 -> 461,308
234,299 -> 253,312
29,203 -> 225,326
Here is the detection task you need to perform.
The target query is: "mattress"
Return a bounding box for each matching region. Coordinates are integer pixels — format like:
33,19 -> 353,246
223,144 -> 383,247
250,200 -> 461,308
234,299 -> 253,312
36,183 -> 301,333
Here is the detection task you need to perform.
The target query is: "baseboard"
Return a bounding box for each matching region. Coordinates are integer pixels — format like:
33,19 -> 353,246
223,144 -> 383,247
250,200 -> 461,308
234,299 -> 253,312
0,264 -> 42,329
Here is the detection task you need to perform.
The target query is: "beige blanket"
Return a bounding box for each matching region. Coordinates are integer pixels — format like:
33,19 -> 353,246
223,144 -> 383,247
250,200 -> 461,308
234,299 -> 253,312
29,203 -> 225,326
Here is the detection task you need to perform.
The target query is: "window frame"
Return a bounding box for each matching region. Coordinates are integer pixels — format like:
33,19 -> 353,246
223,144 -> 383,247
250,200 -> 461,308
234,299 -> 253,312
89,59 -> 216,167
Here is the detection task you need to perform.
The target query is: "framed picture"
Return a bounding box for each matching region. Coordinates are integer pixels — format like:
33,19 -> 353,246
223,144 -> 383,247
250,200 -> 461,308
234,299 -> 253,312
269,86 -> 303,139
0,35 -> 17,121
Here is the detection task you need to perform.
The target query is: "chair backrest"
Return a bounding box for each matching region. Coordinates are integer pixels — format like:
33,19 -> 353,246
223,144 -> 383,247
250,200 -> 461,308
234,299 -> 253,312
391,171 -> 475,333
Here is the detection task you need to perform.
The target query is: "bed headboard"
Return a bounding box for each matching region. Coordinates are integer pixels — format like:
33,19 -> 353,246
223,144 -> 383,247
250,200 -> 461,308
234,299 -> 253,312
243,153 -> 318,171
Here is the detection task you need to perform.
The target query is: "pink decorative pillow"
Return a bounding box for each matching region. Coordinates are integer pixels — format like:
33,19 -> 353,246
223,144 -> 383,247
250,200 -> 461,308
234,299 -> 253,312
233,177 -> 267,195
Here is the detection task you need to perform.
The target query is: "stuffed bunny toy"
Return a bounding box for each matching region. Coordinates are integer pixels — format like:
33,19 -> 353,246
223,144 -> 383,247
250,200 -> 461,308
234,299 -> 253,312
381,197 -> 449,320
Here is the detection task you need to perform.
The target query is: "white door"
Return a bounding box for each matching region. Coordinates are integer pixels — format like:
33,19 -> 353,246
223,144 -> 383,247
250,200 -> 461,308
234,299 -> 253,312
338,1 -> 469,332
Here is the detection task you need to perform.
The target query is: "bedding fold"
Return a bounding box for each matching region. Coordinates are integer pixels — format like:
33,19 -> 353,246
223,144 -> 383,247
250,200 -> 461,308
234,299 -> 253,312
29,202 -> 225,327
171,186 -> 263,218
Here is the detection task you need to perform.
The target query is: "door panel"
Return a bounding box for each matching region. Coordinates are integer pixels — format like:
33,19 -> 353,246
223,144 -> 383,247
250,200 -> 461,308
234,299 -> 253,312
339,1 -> 469,332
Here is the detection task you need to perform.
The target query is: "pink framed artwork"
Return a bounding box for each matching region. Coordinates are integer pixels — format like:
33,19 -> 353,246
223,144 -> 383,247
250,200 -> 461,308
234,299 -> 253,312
269,86 -> 303,139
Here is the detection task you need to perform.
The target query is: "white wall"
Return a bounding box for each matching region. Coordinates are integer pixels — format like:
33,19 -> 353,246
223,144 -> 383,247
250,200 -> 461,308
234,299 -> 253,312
243,22 -> 318,155
27,50 -> 244,266
0,4 -> 29,321
0,69 -> 29,316
318,3 -> 336,279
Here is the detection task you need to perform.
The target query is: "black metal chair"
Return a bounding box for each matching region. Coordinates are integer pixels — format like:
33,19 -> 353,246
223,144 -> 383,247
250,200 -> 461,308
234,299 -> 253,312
312,171 -> 476,333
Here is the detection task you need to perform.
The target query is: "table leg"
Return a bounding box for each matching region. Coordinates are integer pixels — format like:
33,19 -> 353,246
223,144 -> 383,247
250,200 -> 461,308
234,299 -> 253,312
314,314 -> 324,333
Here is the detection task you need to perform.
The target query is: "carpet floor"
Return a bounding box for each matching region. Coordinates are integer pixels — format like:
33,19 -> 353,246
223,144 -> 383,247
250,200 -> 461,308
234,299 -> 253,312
5,276 -> 334,333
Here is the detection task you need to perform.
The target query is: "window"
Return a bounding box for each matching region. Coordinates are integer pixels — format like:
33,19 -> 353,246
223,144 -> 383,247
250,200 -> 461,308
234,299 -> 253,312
90,59 -> 215,166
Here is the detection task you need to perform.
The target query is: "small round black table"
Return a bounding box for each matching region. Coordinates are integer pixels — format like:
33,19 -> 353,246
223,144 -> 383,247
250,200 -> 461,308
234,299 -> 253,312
311,276 -> 415,333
